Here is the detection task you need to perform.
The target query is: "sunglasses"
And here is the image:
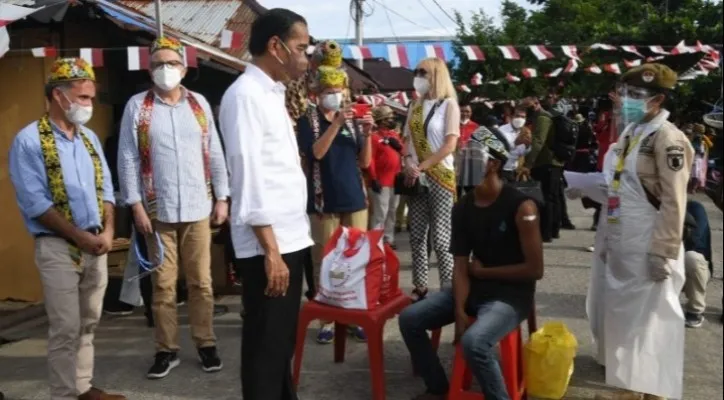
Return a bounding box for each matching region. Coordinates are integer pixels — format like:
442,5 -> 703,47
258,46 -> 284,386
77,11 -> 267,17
413,68 -> 428,77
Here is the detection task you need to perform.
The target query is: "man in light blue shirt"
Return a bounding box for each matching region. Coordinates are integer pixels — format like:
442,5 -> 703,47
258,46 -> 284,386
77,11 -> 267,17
8,58 -> 123,400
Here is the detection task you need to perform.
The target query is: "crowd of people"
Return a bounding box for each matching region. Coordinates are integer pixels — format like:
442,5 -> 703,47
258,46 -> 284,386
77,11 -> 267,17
4,5 -> 721,400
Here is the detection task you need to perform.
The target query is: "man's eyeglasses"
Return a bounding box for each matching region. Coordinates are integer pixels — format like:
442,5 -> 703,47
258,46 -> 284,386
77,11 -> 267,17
413,68 -> 428,77
150,60 -> 184,70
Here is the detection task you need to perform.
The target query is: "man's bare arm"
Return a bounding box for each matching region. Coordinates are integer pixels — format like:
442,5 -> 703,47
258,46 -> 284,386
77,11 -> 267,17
453,256 -> 471,316
102,202 -> 115,236
252,225 -> 280,256
36,208 -> 86,242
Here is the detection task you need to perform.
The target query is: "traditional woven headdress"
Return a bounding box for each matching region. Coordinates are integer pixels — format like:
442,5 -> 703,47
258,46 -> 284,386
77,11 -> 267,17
311,40 -> 343,68
151,36 -> 184,55
314,66 -> 348,90
47,57 -> 96,83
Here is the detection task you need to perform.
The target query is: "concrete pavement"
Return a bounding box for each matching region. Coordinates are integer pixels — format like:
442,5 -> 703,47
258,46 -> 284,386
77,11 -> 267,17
0,196 -> 721,400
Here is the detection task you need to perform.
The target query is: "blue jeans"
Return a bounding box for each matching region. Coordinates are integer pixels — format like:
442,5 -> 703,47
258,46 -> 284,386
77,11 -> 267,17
399,289 -> 525,399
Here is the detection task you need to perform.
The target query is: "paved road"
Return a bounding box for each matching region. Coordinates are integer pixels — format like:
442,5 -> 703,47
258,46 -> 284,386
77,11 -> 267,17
0,196 -> 722,400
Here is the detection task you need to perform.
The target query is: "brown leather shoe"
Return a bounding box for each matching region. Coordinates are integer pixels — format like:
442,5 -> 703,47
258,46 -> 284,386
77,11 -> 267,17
78,387 -> 127,400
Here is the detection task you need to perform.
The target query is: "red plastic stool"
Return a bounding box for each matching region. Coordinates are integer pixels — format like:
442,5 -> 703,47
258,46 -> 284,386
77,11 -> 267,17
292,294 -> 412,400
447,325 -> 526,400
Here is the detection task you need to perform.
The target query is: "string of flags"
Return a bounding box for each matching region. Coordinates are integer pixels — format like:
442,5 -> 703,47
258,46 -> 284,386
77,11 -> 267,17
12,45 -> 200,70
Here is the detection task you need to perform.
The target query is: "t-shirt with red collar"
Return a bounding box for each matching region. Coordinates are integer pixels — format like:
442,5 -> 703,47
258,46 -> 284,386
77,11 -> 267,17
459,120 -> 480,149
368,128 -> 402,187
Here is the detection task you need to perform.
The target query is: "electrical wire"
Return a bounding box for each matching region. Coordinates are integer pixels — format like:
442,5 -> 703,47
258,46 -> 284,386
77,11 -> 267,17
429,0 -> 458,25
381,0 -> 399,40
417,0 -> 453,36
369,0 -> 436,32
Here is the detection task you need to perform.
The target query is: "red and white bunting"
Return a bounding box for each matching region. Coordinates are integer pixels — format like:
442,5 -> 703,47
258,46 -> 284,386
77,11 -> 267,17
646,55 -> 665,62
700,58 -> 720,71
547,67 -> 563,78
621,45 -> 644,58
1,3 -> 41,58
590,43 -> 617,51
471,72 -> 483,86
348,45 -> 372,60
561,45 -> 580,60
506,73 -> 521,82
424,44 -> 446,61
220,29 -> 244,50
604,63 -> 621,74
670,40 -> 694,55
183,46 -> 198,68
529,45 -> 554,60
386,44 -> 409,68
458,84 -> 471,93
586,64 -> 603,74
498,45 -> 520,60
31,47 -> 56,58
522,68 -> 537,78
564,59 -> 578,74
649,45 -> 669,55
624,59 -> 642,68
79,48 -> 104,67
127,46 -> 150,71
462,45 -> 485,61
389,91 -> 409,106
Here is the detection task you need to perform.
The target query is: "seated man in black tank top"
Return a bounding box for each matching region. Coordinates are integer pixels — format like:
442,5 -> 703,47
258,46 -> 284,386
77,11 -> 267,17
399,130 -> 544,400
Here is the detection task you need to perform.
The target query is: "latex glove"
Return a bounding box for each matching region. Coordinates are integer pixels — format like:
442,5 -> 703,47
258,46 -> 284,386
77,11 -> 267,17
565,187 -> 584,200
648,254 -> 672,281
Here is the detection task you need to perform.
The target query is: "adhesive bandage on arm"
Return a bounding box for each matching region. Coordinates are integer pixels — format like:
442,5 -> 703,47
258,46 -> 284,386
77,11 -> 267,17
522,215 -> 537,222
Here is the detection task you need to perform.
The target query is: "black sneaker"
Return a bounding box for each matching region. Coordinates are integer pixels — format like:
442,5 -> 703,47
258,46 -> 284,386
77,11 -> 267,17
198,346 -> 223,372
147,351 -> 180,379
685,312 -> 705,328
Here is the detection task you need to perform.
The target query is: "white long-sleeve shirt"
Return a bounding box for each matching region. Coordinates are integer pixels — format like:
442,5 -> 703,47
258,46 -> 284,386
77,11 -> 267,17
219,64 -> 312,258
498,123 -> 531,171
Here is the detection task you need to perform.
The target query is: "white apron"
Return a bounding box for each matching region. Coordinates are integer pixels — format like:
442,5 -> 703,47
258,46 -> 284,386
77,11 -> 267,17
586,145 -> 617,366
603,115 -> 685,399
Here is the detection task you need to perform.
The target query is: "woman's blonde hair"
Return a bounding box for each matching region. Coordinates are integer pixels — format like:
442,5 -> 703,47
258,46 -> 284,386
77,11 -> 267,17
415,57 -> 458,103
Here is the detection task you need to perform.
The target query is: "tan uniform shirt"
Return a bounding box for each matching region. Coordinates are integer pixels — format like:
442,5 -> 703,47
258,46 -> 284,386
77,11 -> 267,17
634,121 -> 694,259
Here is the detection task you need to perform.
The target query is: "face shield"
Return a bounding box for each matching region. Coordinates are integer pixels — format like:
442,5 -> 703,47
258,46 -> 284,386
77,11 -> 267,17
458,128 -> 510,187
616,84 -> 658,127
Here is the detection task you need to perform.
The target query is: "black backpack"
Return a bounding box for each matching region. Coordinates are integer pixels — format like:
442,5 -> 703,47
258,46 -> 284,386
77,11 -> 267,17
549,111 -> 579,163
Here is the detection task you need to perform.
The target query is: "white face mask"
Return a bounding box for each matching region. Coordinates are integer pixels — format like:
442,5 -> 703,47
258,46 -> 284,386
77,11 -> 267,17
62,92 -> 93,125
413,77 -> 430,96
512,117 -> 526,130
321,92 -> 343,112
152,65 -> 183,92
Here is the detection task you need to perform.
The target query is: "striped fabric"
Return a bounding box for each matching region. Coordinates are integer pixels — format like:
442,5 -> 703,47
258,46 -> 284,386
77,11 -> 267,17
118,90 -> 229,223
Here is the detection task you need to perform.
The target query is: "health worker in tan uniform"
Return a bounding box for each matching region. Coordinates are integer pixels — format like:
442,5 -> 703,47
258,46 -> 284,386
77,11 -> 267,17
596,64 -> 693,400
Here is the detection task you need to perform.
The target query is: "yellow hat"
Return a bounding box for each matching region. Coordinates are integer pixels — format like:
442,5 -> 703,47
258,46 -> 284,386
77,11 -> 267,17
315,66 -> 348,90
151,36 -> 184,55
620,63 -> 678,90
47,57 -> 95,84
311,40 -> 343,68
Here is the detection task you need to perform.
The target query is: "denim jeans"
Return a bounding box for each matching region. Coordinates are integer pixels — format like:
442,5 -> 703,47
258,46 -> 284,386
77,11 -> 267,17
399,289 -> 526,400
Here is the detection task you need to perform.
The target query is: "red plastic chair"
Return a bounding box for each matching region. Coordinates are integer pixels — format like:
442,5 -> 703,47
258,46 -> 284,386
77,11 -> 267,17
447,325 -> 526,400
292,294 -> 412,400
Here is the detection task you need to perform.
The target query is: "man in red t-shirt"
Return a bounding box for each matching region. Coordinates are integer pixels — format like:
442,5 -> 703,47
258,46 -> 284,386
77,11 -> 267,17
459,102 -> 479,149
368,105 -> 403,247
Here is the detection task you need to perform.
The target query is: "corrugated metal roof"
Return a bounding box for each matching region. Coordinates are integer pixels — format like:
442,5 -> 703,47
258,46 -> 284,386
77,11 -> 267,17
1,0 -> 38,6
116,0 -> 258,59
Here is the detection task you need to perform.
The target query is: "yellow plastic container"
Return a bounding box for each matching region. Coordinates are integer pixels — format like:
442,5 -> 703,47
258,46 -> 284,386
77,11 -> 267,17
524,321 -> 578,399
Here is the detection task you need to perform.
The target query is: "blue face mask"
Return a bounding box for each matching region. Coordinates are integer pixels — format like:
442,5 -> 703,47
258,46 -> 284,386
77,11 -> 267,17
620,97 -> 648,123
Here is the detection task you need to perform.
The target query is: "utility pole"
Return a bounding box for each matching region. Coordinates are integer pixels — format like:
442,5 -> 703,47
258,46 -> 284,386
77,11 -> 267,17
154,0 -> 163,37
354,0 -> 364,69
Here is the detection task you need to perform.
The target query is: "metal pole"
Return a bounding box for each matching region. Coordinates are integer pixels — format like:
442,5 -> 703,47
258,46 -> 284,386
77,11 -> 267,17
154,0 -> 163,37
354,0 -> 364,69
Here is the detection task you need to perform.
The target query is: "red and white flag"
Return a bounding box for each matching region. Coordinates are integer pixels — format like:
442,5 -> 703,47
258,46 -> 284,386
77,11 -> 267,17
547,67 -> 563,78
488,80 -> 501,85
31,47 -> 57,58
561,45 -> 580,60
484,101 -> 494,109
498,45 -> 520,60
621,45 -> 644,58
590,43 -> 617,51
127,46 -> 150,71
649,45 -> 669,55
522,68 -> 537,78
529,45 -> 554,60
646,55 -> 665,62
183,46 -> 198,68
624,59 -> 642,68
348,45 -> 372,60
670,40 -> 694,55
79,48 -> 104,67
564,59 -> 578,74
462,45 -> 485,61
470,72 -> 483,86
219,29 -> 243,49
604,63 -> 621,74
458,84 -> 471,93
1,3 -> 42,58
586,64 -> 603,74
424,44 -> 446,61
506,73 -> 521,82
389,91 -> 409,106
387,44 -> 409,68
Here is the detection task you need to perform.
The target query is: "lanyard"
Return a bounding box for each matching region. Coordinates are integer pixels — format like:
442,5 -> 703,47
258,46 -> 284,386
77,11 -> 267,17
611,128 -> 645,192
126,232 -> 165,282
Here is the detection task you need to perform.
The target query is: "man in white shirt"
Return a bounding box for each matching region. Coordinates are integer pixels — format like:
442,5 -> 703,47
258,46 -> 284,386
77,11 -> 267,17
218,8 -> 313,400
498,104 -> 532,182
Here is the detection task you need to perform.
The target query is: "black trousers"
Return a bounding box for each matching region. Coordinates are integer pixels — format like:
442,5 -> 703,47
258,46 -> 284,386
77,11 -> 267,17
236,248 -> 308,400
531,165 -> 563,241
559,176 -> 572,226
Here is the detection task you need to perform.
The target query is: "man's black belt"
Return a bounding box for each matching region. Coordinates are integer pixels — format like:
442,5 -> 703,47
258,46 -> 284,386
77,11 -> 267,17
35,227 -> 101,242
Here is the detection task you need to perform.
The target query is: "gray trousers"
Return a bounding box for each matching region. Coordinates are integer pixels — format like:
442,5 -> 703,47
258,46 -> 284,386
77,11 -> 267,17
370,187 -> 400,243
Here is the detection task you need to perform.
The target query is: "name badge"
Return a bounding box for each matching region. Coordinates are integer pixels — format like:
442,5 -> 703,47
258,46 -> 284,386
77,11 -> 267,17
607,196 -> 621,224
